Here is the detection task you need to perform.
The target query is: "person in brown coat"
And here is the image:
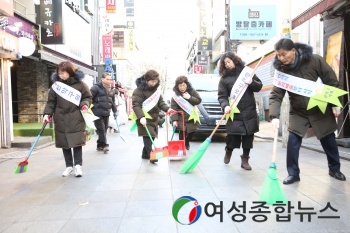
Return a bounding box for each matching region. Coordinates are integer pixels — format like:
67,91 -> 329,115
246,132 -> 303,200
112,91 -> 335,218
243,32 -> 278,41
171,75 -> 202,150
43,61 -> 92,177
269,38 -> 346,184
132,70 -> 173,163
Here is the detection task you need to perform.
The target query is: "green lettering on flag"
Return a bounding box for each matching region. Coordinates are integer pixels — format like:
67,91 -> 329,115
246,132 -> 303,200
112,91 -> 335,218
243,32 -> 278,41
307,85 -> 348,113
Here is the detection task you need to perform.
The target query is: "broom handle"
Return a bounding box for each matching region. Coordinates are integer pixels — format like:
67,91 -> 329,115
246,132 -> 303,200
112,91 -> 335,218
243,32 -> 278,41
144,125 -> 156,148
27,120 -> 48,159
272,127 -> 278,163
209,55 -> 265,138
166,111 -> 184,143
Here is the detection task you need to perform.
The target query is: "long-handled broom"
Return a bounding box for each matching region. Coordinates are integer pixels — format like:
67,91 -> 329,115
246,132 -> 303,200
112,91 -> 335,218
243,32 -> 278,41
180,56 -> 264,174
145,125 -> 169,160
259,127 -> 287,204
14,120 -> 49,174
115,118 -> 127,143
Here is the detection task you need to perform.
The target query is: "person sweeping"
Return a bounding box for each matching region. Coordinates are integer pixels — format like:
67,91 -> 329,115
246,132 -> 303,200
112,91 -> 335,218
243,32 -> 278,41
218,51 -> 263,170
131,70 -> 174,163
171,75 -> 202,150
43,60 -> 92,177
269,38 -> 346,184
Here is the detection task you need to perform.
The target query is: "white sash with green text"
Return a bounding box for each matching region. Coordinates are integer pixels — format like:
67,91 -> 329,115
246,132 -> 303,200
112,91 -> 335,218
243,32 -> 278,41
142,88 -> 162,112
52,81 -> 81,106
229,66 -> 253,106
273,70 -> 321,97
172,94 -> 193,115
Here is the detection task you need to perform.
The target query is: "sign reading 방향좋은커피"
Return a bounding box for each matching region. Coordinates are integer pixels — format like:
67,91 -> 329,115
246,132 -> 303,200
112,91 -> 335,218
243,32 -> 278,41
230,5 -> 276,41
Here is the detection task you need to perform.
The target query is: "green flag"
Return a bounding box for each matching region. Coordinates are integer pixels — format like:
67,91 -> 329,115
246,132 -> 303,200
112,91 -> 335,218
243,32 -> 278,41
188,106 -> 201,124
307,85 -> 348,113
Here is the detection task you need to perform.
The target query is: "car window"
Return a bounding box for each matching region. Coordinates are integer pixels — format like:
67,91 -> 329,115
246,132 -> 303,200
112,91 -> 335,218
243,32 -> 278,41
189,76 -> 220,91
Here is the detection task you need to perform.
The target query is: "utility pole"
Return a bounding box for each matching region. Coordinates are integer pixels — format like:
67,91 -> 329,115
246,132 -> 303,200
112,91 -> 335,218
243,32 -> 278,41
280,0 -> 291,148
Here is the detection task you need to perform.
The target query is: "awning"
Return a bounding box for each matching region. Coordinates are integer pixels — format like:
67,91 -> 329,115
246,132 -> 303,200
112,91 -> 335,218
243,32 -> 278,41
292,0 -> 342,29
38,49 -> 98,77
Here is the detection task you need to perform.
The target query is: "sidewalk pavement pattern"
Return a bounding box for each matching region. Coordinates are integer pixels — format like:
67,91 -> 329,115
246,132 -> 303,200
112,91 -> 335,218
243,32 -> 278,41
0,121 -> 349,233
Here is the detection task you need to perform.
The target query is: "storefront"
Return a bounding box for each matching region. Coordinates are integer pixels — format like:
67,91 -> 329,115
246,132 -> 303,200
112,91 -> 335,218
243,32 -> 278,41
292,0 -> 350,138
0,30 -> 19,148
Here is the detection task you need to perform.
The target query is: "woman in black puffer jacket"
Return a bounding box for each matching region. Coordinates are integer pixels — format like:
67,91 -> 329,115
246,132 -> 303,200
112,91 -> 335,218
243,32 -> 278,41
218,51 -> 262,170
43,61 -> 92,178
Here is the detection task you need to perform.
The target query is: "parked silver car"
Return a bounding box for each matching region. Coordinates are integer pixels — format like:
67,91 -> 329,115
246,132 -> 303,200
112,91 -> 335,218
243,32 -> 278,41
187,74 -> 226,134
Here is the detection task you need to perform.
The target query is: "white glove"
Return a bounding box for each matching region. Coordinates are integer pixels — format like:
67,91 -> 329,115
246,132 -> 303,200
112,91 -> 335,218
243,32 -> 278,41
140,117 -> 146,126
173,121 -> 178,127
43,115 -> 50,124
224,106 -> 231,114
332,107 -> 341,117
244,76 -> 253,84
271,118 -> 280,129
182,92 -> 191,99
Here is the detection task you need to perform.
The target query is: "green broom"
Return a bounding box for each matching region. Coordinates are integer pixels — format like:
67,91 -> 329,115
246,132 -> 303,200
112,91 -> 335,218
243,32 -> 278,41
259,128 -> 287,204
180,56 -> 265,174
14,120 -> 48,174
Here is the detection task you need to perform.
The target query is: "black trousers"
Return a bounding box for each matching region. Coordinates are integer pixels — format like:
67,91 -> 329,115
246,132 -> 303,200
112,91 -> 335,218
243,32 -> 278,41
62,146 -> 82,167
286,132 -> 341,176
94,116 -> 109,148
178,130 -> 194,147
142,136 -> 155,159
226,134 -> 254,150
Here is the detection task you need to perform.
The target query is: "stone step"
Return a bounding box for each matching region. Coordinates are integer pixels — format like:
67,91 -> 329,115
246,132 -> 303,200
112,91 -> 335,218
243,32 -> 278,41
11,136 -> 52,148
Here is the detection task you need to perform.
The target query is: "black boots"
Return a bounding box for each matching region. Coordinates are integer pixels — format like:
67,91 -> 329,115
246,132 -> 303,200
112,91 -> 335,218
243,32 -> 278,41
240,155 -> 252,170
224,147 -> 233,164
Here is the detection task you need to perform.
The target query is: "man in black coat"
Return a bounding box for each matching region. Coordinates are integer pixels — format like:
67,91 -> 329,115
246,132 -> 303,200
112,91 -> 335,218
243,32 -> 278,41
90,72 -> 118,152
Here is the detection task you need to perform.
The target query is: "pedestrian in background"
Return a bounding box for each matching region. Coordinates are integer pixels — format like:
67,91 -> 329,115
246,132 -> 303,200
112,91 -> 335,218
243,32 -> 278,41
132,69 -> 174,163
218,51 -> 263,170
43,60 -> 92,177
171,75 -> 202,150
269,38 -> 346,184
90,72 -> 118,153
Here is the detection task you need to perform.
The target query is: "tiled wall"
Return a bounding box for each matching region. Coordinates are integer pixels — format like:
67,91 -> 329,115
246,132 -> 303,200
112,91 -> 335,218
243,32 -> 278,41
16,58 -> 50,123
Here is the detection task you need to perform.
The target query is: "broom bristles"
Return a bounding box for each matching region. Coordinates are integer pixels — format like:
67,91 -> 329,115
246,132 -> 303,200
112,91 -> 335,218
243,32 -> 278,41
14,164 -> 28,174
259,163 -> 287,205
180,138 -> 211,174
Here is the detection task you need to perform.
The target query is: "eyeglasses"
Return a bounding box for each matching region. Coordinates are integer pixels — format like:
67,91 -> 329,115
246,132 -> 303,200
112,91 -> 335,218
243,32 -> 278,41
147,79 -> 158,84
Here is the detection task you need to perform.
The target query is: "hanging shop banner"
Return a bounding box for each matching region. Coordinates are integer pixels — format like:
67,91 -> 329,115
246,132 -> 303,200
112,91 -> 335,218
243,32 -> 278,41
194,65 -> 204,74
38,0 -> 63,44
102,34 -> 112,61
326,31 -> 343,80
127,21 -> 135,29
124,0 -> 134,7
127,29 -> 135,51
198,0 -> 212,51
113,30 -> 124,48
126,7 -> 134,17
197,55 -> 208,66
230,5 -> 276,40
106,0 -> 116,13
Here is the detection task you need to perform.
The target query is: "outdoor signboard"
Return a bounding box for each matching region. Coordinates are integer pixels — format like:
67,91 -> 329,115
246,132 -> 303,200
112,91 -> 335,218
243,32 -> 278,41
230,5 -> 276,40
38,0 -> 63,44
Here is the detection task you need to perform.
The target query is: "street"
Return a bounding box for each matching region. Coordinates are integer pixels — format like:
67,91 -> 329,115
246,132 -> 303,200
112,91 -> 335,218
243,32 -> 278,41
0,122 -> 350,233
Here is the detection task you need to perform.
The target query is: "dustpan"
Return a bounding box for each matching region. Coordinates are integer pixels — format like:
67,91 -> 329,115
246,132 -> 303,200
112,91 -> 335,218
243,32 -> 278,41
144,126 -> 169,160
167,111 -> 186,158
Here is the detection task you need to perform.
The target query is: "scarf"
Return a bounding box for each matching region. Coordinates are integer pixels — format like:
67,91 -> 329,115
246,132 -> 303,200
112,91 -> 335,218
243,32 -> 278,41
102,81 -> 111,93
